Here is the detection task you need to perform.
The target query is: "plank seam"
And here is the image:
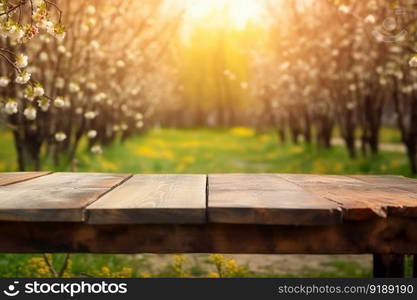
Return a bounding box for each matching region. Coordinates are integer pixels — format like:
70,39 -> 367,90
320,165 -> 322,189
0,171 -> 53,187
83,174 -> 134,222
276,174 -> 345,220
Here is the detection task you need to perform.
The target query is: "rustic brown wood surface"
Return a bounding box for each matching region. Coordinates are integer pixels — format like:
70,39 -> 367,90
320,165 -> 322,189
278,174 -> 417,221
0,172 -> 416,227
208,174 -> 342,225
1,172 -> 417,277
0,172 -> 130,222
87,174 -> 207,224
0,217 -> 416,254
0,172 -> 50,186
352,175 -> 417,194
11,172 -> 130,189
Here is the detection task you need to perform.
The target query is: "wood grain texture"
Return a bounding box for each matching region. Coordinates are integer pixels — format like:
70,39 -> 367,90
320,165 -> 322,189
87,174 -> 207,224
0,172 -> 51,186
352,175 -> 417,194
0,217 -> 416,254
0,172 -> 130,222
12,172 -> 130,189
208,174 -> 342,225
279,174 -> 417,220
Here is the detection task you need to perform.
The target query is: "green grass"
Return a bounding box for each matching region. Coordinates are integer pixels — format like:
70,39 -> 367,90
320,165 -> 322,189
332,127 -> 403,144
0,127 -> 411,175
0,127 -> 414,277
78,127 -> 412,176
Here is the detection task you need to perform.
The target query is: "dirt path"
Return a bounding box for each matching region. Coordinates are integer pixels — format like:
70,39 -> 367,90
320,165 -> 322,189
332,138 -> 405,153
137,254 -> 372,276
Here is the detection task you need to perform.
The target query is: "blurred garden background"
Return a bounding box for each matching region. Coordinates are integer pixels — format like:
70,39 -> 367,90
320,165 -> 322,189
1,0 -> 417,277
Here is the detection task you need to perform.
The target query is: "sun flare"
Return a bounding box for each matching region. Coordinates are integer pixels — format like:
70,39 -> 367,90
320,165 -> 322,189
182,0 -> 263,29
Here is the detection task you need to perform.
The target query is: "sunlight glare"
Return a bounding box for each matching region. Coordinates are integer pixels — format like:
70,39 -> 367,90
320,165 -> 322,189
182,0 -> 263,29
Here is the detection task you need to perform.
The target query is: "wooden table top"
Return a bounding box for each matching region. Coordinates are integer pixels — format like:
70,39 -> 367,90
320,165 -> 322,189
0,172 -> 416,226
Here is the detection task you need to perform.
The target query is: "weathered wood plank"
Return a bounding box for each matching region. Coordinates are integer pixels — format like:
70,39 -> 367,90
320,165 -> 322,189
12,172 -> 129,189
0,172 -> 130,222
352,175 -> 417,194
87,174 -> 207,224
0,172 -> 51,186
279,174 -> 417,220
0,217 -> 416,254
208,174 -> 342,225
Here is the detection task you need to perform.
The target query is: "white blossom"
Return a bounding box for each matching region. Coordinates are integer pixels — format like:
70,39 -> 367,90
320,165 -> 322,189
93,92 -> 107,102
346,101 -> 356,110
116,60 -> 125,68
39,52 -> 49,62
38,97 -> 50,112
33,85 -> 45,97
69,82 -> 80,93
90,145 -> 103,154
135,113 -> 143,120
136,120 -> 144,128
55,132 -> 67,142
4,100 -> 18,115
409,56 -> 417,68
57,45 -> 66,54
24,86 -> 35,101
84,111 -> 97,119
16,54 -> 28,68
339,5 -> 350,14
55,77 -> 65,89
86,82 -> 97,91
9,25 -> 25,42
15,72 -> 31,84
379,78 -> 387,86
55,31 -> 66,42
86,5 -> 96,15
39,20 -> 54,31
53,96 -> 65,108
365,15 -> 376,24
23,106 -> 37,120
87,130 -> 97,139
0,76 -> 10,87
33,0 -> 46,8
90,40 -> 100,50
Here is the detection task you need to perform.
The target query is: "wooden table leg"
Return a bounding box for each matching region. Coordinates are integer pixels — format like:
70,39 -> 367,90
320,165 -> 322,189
373,254 -> 405,278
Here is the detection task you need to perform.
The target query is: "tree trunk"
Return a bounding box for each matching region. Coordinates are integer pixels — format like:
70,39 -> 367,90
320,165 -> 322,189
345,135 -> 356,159
360,133 -> 368,157
303,111 -> 312,144
369,133 -> 379,155
341,109 -> 357,159
278,127 -> 286,144
12,131 -> 26,171
406,144 -> 417,174
290,128 -> 300,144
323,122 -> 333,149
